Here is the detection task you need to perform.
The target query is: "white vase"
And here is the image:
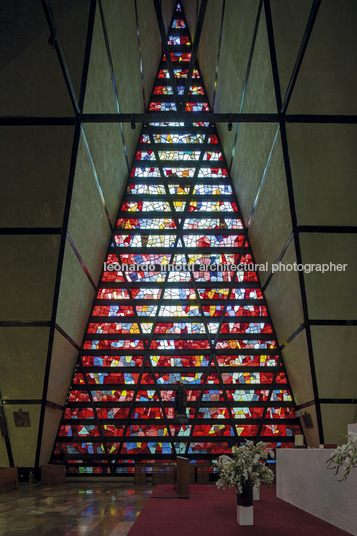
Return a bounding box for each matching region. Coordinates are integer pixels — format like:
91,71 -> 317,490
237,505 -> 254,525
236,484 -> 254,525
253,485 -> 260,500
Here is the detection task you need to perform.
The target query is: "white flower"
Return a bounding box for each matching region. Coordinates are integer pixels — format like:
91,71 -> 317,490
215,440 -> 275,491
327,434 -> 357,481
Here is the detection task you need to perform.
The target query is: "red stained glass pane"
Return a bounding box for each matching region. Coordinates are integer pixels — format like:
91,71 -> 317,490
261,424 -> 301,436
64,408 -> 94,419
59,425 -> 100,437
133,407 -> 164,419
232,407 -> 264,419
68,391 -> 90,402
91,390 -> 136,402
103,425 -> 125,437
97,408 -> 130,419
235,425 -> 259,436
276,372 -> 288,383
192,424 -> 234,436
92,305 -> 135,317
266,407 -> 297,419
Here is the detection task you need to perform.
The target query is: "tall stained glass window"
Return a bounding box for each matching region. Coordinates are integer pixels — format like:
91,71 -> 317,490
53,2 -> 301,475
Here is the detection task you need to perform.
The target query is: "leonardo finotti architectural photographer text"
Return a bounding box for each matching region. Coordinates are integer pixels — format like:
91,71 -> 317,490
104,261 -> 348,274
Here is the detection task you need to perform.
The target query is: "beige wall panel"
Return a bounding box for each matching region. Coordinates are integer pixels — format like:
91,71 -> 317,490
264,241 -> 304,345
56,242 -> 95,346
137,0 -> 161,104
216,123 -> 238,171
247,136 -> 292,271
312,326 -> 357,399
51,0 -> 90,100
281,329 -> 314,406
67,137 -> 111,285
214,0 -> 259,113
181,0 -> 199,40
0,439 -> 9,467
94,6 -> 147,164
270,0 -> 313,99
84,4 -> 117,113
0,4 -> 73,116
288,124 -> 357,226
161,0 -> 177,34
39,407 -> 63,467
0,327 -> 49,400
0,126 -> 73,228
0,4 -> 46,69
229,123 -> 278,226
4,404 -> 41,467
103,0 -> 144,113
299,404 -> 320,448
46,330 -> 79,407
123,123 -> 142,169
288,0 -> 357,114
300,234 -> 357,320
321,404 -> 357,446
0,236 -> 60,322
242,4 -> 276,113
197,0 -> 223,106
85,0 -> 141,186
83,124 -> 129,224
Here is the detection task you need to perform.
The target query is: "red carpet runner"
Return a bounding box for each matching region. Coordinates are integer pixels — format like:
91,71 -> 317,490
128,485 -> 350,536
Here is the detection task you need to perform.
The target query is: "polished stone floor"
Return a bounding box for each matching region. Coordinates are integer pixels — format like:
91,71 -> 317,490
0,483 -> 151,536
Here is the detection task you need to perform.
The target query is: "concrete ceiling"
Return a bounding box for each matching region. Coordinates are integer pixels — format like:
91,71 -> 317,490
0,0 -> 356,468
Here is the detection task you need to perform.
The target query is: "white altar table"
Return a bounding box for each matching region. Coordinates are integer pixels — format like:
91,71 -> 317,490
276,448 -> 357,535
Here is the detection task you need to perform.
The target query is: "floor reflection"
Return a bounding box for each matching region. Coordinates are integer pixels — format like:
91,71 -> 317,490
0,483 -> 151,536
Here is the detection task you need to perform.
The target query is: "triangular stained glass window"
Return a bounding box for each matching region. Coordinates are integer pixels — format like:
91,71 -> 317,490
52,2 -> 302,475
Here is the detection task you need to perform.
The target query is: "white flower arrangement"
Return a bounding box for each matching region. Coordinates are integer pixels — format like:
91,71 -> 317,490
215,440 -> 275,494
327,432 -> 357,481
